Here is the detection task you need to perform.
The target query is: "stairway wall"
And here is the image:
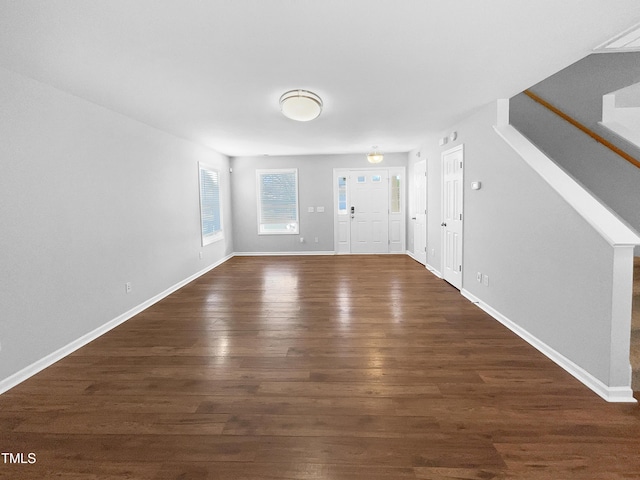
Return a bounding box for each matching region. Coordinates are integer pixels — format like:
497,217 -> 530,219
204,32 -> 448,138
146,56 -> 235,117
526,52 -> 640,157
510,53 -> 640,255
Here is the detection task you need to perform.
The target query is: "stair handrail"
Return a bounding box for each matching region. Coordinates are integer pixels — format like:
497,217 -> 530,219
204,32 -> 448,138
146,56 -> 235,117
523,89 -> 640,170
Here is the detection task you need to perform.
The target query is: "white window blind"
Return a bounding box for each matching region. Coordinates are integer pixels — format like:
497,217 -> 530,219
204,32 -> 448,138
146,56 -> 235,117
257,169 -> 299,234
199,163 -> 223,246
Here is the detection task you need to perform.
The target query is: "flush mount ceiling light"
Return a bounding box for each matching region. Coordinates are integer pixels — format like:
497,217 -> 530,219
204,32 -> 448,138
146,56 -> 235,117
279,89 -> 323,121
367,146 -> 384,164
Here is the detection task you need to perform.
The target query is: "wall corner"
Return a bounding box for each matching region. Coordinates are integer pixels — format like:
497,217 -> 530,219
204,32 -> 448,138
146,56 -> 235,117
609,245 -> 636,389
496,98 -> 510,127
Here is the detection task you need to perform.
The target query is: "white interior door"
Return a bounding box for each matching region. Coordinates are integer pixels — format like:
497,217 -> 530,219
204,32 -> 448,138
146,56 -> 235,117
441,145 -> 464,289
413,160 -> 427,265
350,170 -> 389,254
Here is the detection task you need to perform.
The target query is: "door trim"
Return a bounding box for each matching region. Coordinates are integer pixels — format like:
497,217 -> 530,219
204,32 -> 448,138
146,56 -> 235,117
333,167 -> 406,255
412,159 -> 427,265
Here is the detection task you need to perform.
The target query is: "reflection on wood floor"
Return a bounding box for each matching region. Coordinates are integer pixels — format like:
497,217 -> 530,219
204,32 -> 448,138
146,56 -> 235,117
1,255 -> 639,479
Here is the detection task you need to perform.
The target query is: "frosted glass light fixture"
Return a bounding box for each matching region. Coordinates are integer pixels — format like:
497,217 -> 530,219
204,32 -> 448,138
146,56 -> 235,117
279,89 -> 323,121
367,146 -> 384,164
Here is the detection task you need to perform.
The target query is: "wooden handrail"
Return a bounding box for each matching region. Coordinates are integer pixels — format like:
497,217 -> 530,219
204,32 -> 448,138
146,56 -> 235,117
523,89 -> 640,170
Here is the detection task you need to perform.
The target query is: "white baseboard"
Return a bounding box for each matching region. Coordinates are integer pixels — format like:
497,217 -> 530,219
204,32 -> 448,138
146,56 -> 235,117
234,251 -> 409,257
0,253 -> 234,395
426,263 -> 442,278
461,289 -> 637,403
406,250 -> 418,262
233,251 -> 336,256
10,252 -> 632,404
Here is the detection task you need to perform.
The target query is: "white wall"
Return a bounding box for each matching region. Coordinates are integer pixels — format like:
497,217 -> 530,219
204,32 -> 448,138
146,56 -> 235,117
527,52 -> 640,152
0,67 -> 233,385
419,100 -> 631,391
231,153 -> 409,254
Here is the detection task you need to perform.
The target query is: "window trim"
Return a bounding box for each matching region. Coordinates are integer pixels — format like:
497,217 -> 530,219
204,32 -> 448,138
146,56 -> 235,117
256,168 -> 299,235
198,162 -> 224,246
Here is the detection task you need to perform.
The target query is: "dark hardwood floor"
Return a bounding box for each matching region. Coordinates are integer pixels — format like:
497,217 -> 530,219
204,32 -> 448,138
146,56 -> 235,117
1,255 -> 639,479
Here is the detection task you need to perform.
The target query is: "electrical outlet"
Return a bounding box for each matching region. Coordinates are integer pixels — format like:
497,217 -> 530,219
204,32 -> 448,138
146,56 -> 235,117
476,272 -> 482,283
314,237 -> 319,243
199,251 -> 203,259
299,237 -> 304,243
483,275 -> 489,287
125,282 -> 132,294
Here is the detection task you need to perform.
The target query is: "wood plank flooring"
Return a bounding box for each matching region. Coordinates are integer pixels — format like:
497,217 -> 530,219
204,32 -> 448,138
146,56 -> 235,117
1,255 -> 639,479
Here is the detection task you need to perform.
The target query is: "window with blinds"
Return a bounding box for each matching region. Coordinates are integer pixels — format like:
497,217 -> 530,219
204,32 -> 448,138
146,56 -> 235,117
256,169 -> 299,235
199,163 -> 223,246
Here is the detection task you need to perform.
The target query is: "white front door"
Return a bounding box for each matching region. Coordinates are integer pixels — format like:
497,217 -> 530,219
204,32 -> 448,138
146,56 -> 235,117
441,145 -> 464,289
413,160 -> 427,265
350,170 -> 389,254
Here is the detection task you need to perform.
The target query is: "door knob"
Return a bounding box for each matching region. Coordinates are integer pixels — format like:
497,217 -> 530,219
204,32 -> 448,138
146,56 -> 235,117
441,222 -> 447,227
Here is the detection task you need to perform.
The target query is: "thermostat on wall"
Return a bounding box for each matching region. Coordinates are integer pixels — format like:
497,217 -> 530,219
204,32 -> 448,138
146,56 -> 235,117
471,181 -> 481,190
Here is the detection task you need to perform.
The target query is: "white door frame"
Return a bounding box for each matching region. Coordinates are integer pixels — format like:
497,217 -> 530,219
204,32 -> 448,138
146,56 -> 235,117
350,168 -> 389,254
333,167 -> 406,254
412,159 -> 427,265
441,145 -> 464,289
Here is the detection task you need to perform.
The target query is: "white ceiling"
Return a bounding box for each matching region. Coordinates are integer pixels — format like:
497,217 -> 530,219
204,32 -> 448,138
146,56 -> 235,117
1,1 -> 639,157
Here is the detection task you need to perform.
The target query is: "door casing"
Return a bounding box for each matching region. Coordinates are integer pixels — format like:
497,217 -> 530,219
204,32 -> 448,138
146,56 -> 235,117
413,159 -> 427,265
441,145 -> 464,289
